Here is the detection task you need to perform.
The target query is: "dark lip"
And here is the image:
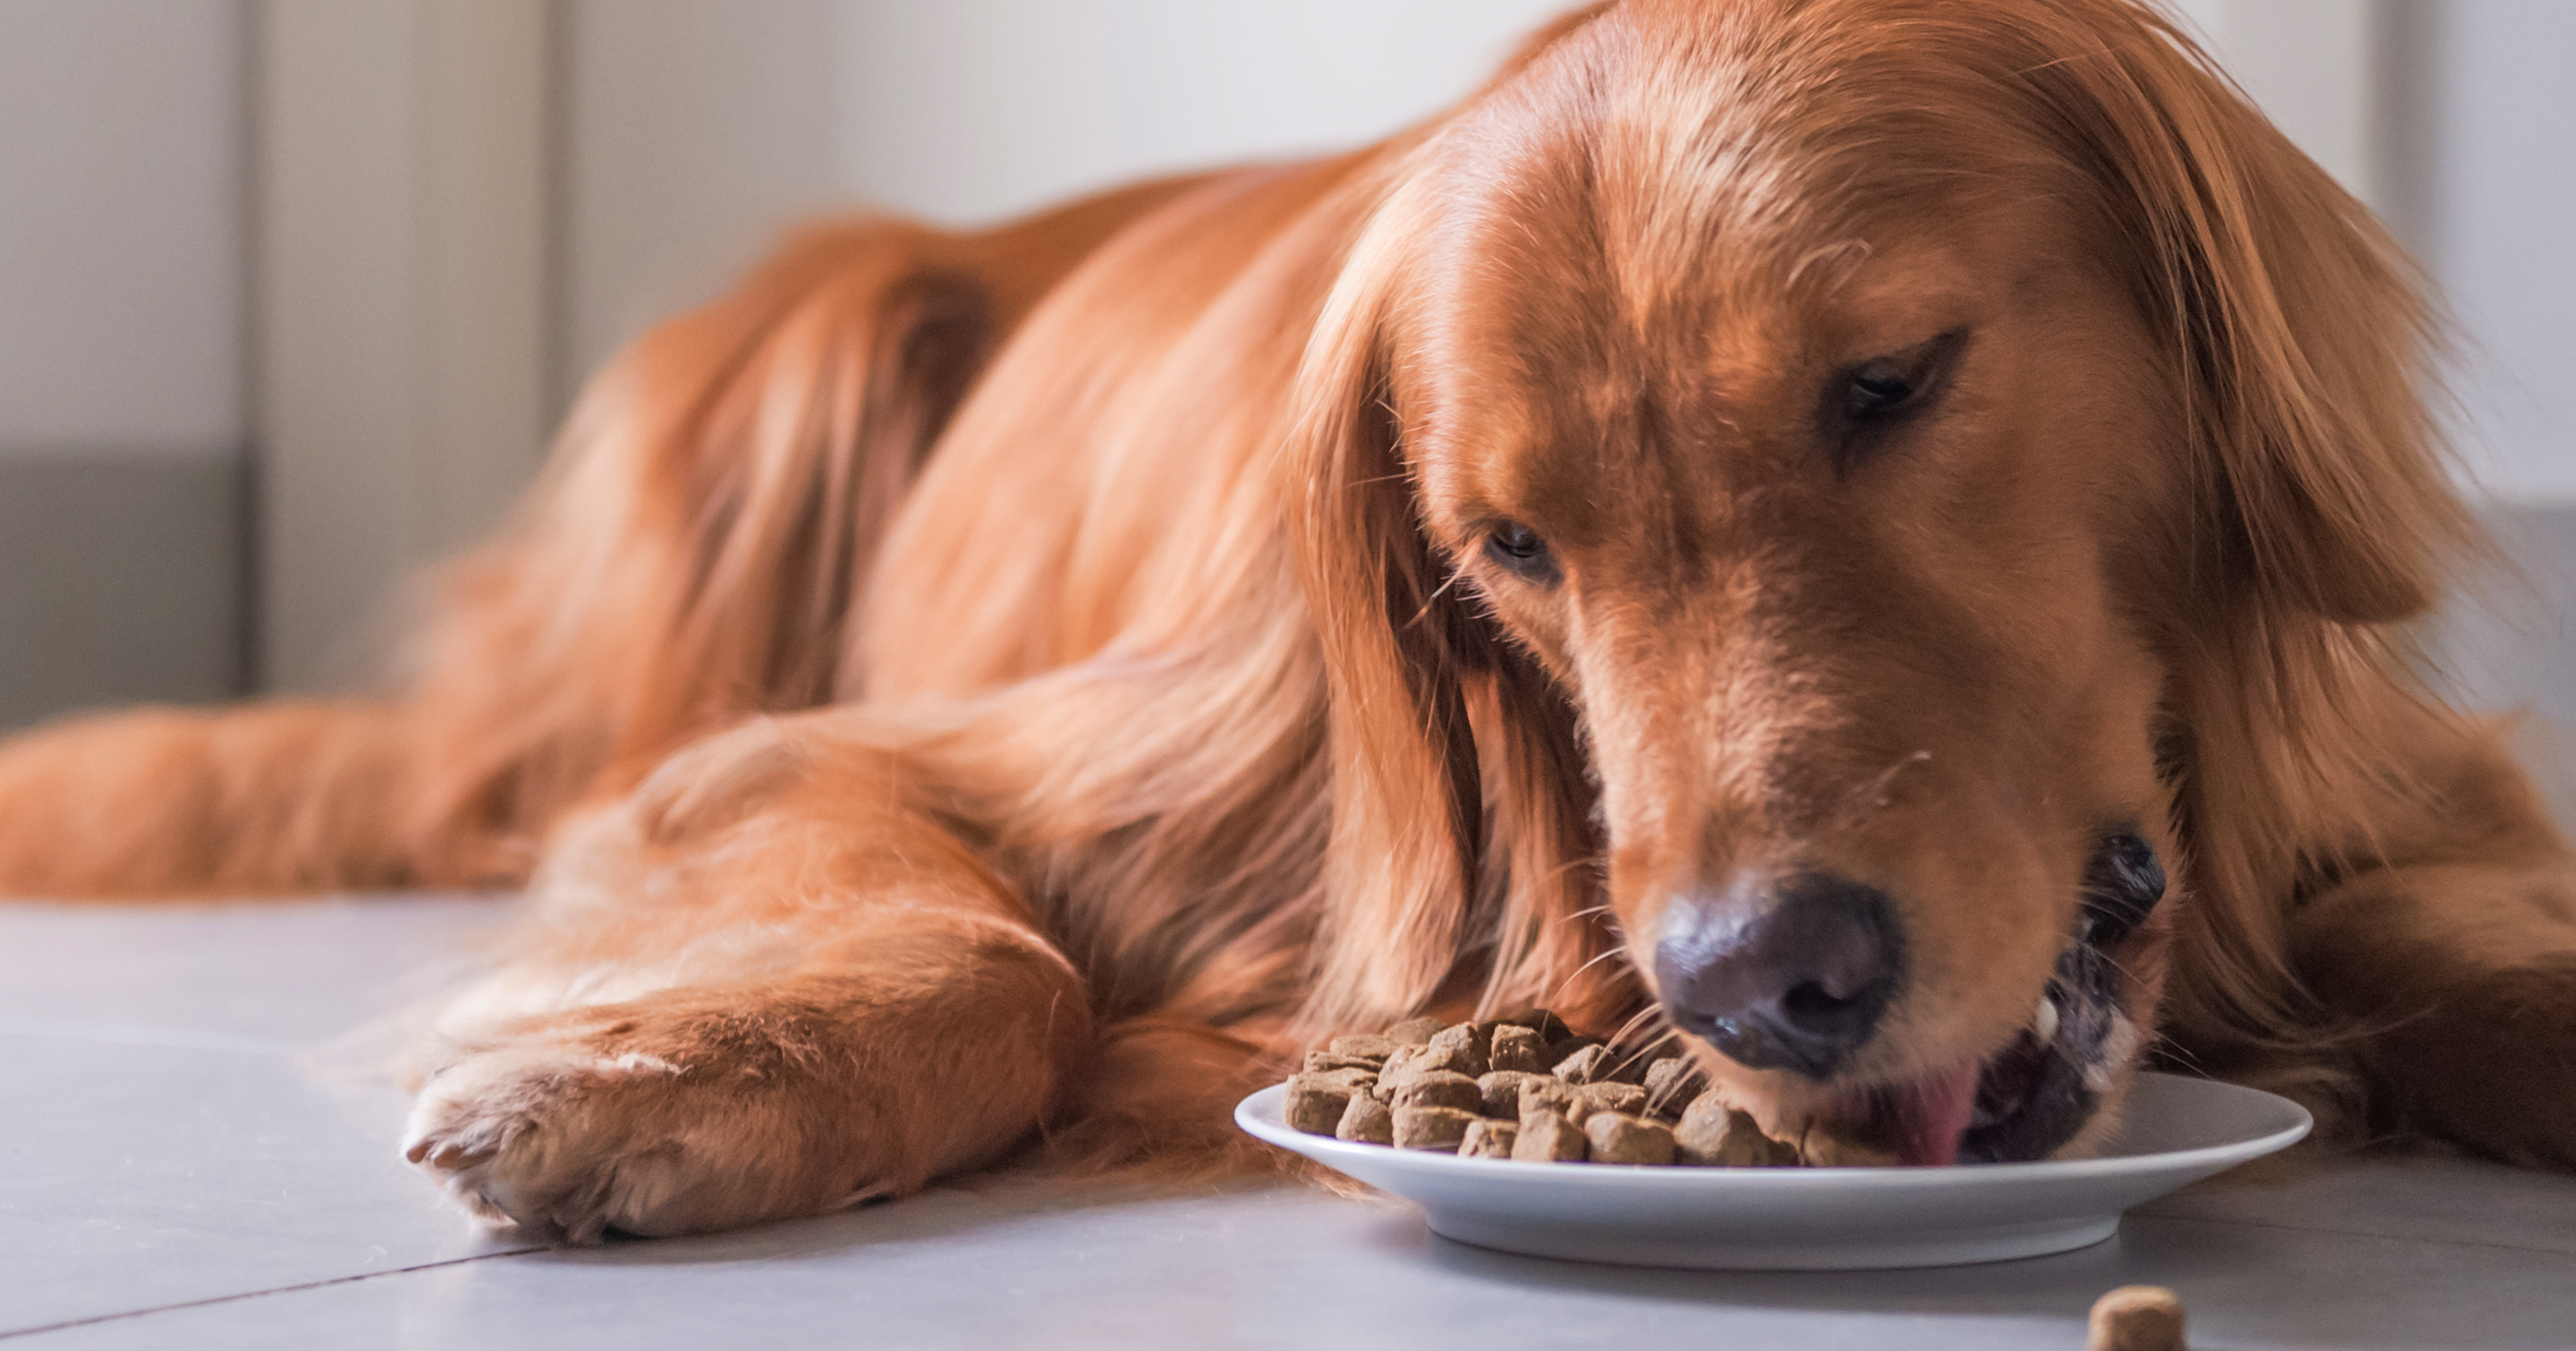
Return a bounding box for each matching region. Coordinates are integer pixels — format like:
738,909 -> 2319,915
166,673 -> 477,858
1959,829 -> 2164,1163
1958,1022 -> 2097,1163
1957,930 -> 2128,1163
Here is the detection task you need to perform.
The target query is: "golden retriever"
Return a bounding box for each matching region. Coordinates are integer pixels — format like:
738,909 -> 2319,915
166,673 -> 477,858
4,0 -> 2572,1242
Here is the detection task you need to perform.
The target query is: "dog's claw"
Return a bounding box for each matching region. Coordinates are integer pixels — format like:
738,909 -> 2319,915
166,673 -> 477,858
428,1143 -> 490,1171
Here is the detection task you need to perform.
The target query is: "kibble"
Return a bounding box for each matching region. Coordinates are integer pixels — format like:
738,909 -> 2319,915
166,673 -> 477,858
1302,1050 -> 1382,1075
1512,1109 -> 1588,1162
1641,1056 -> 1702,1115
1286,1012 -> 1801,1169
1390,1069 -> 1484,1114
1336,1091 -> 1394,1143
1380,1040 -> 1477,1089
1393,1105 -> 1479,1151
1477,1070 -> 1543,1117
1551,1043 -> 1612,1084
1487,1024 -> 1545,1073
1385,1016 -> 1445,1044
1517,1076 -> 1591,1123
1327,1033 -> 1399,1062
1574,1081 -> 1650,1117
1675,1092 -> 1795,1167
1285,1071 -> 1370,1134
1427,1023 -> 1493,1076
1584,1112 -> 1678,1165
2088,1286 -> 2186,1351
1459,1117 -> 1520,1160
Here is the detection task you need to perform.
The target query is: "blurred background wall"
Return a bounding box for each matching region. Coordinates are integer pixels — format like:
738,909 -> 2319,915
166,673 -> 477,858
0,1 -> 247,727
1,0 -> 2570,736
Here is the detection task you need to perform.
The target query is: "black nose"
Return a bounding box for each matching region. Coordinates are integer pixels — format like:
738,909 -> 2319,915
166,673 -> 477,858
1654,872 -> 1902,1079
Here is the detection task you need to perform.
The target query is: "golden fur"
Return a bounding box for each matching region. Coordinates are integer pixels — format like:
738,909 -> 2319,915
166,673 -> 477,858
4,0 -> 2573,1239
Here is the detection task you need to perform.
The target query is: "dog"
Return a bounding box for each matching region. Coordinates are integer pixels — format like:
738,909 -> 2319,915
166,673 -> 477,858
4,0 -> 2572,1242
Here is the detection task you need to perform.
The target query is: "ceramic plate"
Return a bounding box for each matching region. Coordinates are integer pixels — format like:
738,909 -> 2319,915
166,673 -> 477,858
1235,1071 -> 2309,1270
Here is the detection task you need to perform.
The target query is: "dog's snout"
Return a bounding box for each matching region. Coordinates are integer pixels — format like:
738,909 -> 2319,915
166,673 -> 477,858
1653,872 -> 1902,1079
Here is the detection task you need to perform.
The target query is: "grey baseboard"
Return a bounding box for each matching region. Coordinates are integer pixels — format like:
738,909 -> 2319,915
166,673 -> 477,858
0,452 -> 250,732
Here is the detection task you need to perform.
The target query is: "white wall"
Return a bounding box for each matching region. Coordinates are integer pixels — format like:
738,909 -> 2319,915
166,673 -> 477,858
2173,0 -> 2574,506
255,0 -> 554,691
831,0 -> 1573,225
563,0 -> 1568,389
2167,0 -> 2383,208
2409,0 -> 2576,506
0,0 -> 243,460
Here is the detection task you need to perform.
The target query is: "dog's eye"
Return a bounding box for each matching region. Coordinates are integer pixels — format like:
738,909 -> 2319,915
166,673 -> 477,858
1845,365 -> 1916,419
1484,522 -> 1561,584
1823,329 -> 1966,465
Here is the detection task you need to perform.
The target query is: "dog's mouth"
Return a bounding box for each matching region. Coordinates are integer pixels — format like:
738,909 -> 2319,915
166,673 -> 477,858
1795,831 -> 2165,1167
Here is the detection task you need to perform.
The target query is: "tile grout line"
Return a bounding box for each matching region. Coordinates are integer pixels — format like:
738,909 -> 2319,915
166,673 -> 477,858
2132,1208 -> 2576,1258
0,1248 -> 549,1342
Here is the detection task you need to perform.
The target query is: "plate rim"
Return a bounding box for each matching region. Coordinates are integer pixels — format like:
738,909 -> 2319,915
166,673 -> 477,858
1234,1070 -> 2312,1190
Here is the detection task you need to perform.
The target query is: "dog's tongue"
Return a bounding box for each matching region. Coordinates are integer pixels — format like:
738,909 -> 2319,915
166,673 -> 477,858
1886,1062 -> 1983,1167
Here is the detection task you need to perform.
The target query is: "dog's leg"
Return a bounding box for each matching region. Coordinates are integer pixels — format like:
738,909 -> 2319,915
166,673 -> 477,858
2285,734 -> 2576,1169
402,717 -> 1095,1242
2293,861 -> 2576,1169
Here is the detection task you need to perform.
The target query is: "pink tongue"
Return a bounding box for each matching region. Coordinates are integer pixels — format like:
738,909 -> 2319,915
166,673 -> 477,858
1890,1063 -> 1983,1167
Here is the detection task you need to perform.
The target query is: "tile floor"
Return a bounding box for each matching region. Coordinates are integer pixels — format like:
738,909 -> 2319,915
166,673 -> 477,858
3,896 -> 2573,1351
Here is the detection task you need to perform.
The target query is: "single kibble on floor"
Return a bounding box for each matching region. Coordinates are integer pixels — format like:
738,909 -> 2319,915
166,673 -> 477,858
1428,1023 -> 1492,1076
1512,1109 -> 1588,1162
2088,1286 -> 2186,1351
1391,1069 -> 1484,1114
1327,1033 -> 1398,1063
1674,1094 -> 1791,1166
1518,1076 -> 1590,1123
1285,1073 -> 1366,1134
1477,1070 -> 1542,1117
1336,1091 -> 1394,1144
1584,1111 -> 1678,1165
1487,1024 -> 1544,1073
1576,1081 -> 1649,1117
1393,1105 -> 1479,1151
1385,1016 -> 1446,1045
1552,1043 -> 1611,1083
1459,1117 -> 1521,1160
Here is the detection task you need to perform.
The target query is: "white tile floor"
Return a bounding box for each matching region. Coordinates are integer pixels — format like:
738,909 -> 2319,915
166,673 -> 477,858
4,896 -> 2573,1350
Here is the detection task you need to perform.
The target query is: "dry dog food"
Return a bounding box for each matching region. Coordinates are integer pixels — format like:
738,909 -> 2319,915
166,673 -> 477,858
1282,1010 -> 1803,1167
2088,1286 -> 2186,1351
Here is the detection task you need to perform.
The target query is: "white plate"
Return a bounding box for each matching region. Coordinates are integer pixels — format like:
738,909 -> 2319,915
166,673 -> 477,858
1234,1071 -> 2309,1270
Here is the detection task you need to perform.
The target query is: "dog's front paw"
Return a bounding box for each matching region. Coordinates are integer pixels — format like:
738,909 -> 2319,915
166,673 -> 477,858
402,1037 -> 683,1243
401,1022 -> 867,1244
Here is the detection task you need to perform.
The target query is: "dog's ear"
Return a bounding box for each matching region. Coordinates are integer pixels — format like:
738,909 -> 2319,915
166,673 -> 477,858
2037,3 -> 2470,624
1290,248 -> 1489,1025
1288,201 -> 1619,1031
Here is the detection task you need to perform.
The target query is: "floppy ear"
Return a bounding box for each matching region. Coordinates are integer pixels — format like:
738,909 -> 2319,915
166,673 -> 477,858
1987,3 -> 2490,1059
1290,257 -> 1487,1027
1289,202 -> 1620,1032
2038,4 -> 2470,624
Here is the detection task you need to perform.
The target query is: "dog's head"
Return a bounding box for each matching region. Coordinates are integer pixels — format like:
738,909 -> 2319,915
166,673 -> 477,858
1292,0 -> 2462,1162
